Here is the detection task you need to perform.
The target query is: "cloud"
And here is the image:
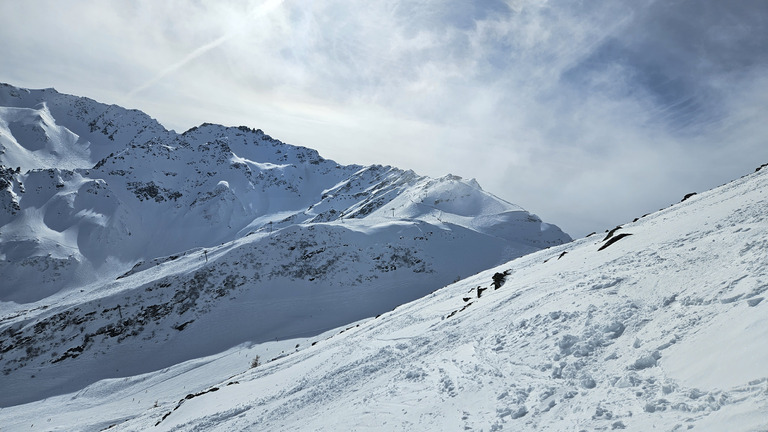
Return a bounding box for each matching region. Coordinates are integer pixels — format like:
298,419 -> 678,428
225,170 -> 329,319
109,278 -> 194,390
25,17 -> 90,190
1,0 -> 767,237
127,0 -> 286,98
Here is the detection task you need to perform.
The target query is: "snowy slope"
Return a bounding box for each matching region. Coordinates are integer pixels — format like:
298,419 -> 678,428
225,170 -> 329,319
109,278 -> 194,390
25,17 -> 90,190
0,83 -> 571,410
3,162 -> 767,429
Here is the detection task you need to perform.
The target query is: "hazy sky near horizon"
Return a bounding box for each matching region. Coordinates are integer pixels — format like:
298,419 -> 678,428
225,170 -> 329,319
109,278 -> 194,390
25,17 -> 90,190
2,0 -> 767,237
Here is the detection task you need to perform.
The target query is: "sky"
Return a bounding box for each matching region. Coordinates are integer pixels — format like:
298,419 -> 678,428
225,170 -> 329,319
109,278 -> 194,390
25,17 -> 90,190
1,0 -> 767,237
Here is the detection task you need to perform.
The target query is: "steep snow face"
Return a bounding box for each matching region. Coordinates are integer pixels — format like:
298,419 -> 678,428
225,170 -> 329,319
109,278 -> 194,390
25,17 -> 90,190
4,160 -> 764,431
0,104 -> 88,171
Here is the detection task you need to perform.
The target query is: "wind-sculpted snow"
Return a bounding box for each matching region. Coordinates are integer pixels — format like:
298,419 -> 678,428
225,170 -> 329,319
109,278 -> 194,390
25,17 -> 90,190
3,160 -> 766,430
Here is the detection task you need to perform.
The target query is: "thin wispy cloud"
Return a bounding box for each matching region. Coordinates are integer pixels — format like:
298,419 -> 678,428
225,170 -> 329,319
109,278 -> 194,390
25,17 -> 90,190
127,33 -> 232,99
128,0 -> 286,98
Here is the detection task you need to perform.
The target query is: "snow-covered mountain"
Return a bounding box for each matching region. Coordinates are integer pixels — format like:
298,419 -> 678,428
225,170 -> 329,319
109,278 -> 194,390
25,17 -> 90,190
4,152 -> 766,431
0,83 -> 568,303
0,84 -> 570,408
